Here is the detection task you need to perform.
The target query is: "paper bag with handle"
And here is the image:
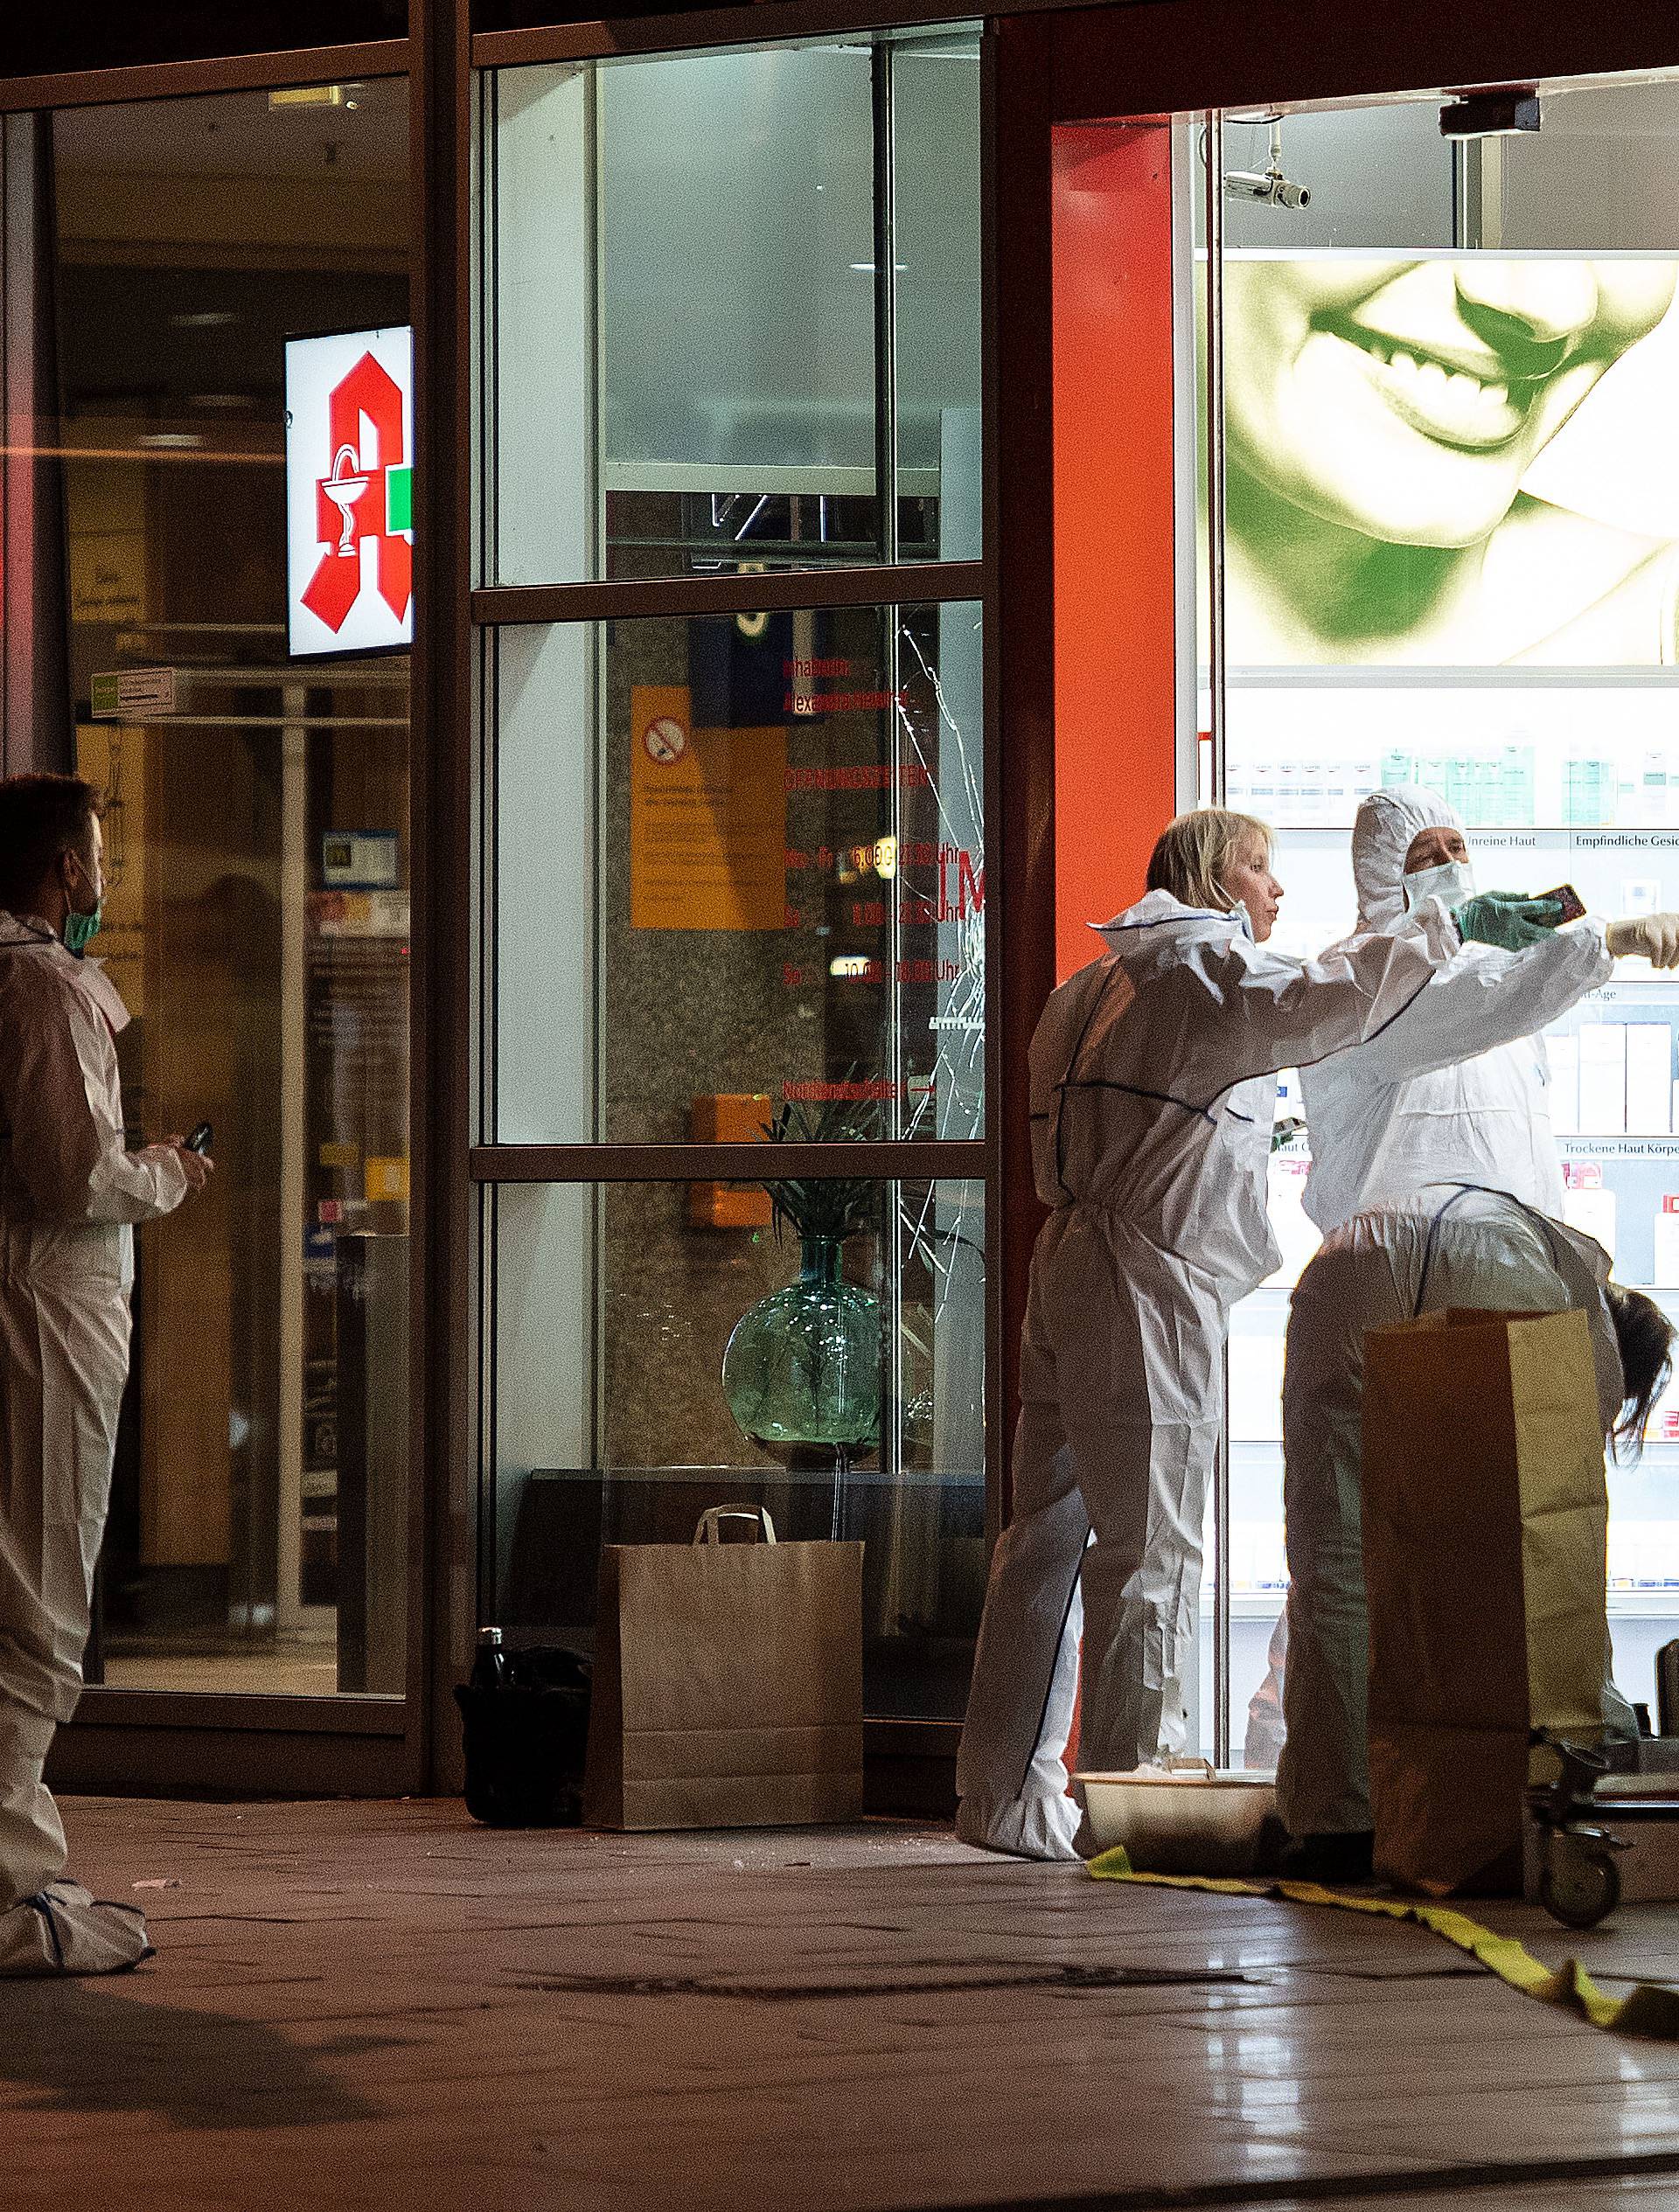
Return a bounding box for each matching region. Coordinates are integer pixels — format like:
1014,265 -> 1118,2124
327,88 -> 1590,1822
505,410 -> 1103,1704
1362,1306 -> 1611,1896
582,1506 -> 865,1832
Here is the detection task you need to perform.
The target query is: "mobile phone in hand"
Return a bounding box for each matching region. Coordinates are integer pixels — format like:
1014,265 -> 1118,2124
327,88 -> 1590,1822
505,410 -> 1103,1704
1538,884 -> 1586,923
185,1121 -> 213,1154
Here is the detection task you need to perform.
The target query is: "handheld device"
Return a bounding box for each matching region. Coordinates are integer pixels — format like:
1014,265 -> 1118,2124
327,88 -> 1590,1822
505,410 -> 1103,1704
1539,884 -> 1586,923
185,1121 -> 213,1155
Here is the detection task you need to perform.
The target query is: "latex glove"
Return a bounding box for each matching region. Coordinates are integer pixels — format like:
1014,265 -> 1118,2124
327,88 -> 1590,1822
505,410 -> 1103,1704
1607,912 -> 1679,969
1451,892 -> 1566,952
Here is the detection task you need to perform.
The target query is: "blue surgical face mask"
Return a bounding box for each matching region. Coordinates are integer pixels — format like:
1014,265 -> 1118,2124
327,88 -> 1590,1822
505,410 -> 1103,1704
1402,857 -> 1474,916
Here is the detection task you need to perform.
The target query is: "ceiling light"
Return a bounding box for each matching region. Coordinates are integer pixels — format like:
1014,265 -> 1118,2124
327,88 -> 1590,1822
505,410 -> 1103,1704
140,433 -> 203,449
171,310 -> 237,330
1440,89 -> 1541,137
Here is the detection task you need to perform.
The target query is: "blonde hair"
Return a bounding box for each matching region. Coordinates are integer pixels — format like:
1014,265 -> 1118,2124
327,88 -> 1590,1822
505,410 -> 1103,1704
1146,808 -> 1273,913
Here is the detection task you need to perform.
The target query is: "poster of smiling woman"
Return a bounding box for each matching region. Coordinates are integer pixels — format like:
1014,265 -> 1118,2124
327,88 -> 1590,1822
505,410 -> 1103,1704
1222,253 -> 1679,667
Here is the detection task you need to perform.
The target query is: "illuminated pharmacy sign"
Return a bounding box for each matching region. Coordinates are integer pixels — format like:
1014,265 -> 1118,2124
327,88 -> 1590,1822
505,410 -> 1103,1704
285,325 -> 414,657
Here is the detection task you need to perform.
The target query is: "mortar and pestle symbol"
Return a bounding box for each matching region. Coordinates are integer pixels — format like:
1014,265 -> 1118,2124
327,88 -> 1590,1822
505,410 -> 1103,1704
323,443 -> 371,555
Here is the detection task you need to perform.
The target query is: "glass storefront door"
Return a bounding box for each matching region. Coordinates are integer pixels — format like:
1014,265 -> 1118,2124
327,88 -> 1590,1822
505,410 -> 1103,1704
474,29 -> 990,1726
45,77 -> 413,1700
1214,79 -> 1679,1753
1040,74 -> 1679,1757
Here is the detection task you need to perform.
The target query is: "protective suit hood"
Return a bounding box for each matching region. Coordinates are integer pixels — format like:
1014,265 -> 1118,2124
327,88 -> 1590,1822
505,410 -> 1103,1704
1352,785 -> 1462,934
1090,888 -> 1244,970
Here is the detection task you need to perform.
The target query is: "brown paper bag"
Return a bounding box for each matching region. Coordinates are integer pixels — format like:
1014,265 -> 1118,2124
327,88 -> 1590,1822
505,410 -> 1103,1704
583,1506 -> 864,1831
1362,1306 -> 1610,1896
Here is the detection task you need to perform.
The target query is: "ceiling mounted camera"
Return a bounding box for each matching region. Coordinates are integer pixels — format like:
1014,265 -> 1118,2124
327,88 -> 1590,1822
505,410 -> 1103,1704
1224,170 -> 1312,209
1223,116 -> 1311,212
1439,88 -> 1541,137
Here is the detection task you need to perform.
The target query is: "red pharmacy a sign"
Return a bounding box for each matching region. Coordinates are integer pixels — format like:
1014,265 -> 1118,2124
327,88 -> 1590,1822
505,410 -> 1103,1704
286,325 -> 414,657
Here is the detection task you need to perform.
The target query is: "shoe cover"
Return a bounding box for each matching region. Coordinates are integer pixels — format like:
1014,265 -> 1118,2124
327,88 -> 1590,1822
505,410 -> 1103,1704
0,1882 -> 152,1976
956,1791 -> 1083,1862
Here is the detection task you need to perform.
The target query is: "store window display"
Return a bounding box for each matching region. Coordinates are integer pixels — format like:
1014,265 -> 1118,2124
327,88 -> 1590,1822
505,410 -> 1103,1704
1223,254 -> 1679,664
1198,78 -> 1679,1754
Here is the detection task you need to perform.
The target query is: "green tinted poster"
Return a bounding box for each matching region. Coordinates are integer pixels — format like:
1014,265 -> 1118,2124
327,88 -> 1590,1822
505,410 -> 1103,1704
1221,254 -> 1679,666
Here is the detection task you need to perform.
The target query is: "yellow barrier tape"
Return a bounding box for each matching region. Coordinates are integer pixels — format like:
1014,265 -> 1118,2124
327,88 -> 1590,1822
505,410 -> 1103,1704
1087,1847 -> 1679,2039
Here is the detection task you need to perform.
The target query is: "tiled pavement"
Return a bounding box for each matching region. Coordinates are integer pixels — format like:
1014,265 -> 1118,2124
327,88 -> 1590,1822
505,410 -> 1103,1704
8,1798 -> 1679,2211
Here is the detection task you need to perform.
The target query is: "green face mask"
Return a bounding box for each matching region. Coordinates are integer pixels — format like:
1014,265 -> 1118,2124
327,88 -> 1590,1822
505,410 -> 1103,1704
61,845 -> 102,950
63,901 -> 102,956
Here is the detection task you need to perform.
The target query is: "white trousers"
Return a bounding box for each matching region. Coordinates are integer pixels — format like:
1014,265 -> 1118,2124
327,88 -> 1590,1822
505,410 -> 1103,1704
957,1209 -> 1224,1857
0,1226 -> 129,1914
1275,1212 -> 1632,1838
1244,1610 -> 1288,1773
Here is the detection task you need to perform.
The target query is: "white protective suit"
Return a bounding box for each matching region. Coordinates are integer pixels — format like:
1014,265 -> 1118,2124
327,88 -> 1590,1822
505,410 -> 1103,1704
1275,1182 -> 1634,1840
955,889 -> 1441,1859
0,912 -> 186,1971
1300,785 -> 1613,1235
1244,786 -> 1615,1770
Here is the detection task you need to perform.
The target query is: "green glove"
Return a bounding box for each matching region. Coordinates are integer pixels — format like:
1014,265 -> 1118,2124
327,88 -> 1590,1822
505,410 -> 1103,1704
1451,892 -> 1566,952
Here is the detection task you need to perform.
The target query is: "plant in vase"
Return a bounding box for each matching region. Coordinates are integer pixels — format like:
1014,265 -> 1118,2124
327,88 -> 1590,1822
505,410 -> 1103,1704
721,1098 -> 884,1469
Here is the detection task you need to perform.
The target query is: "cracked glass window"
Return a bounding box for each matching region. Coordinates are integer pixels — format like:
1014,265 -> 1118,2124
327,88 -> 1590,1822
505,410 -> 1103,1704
491,601 -> 984,1145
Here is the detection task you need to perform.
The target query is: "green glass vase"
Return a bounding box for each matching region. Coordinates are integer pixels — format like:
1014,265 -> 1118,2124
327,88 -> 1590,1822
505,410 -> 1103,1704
722,1235 -> 882,1466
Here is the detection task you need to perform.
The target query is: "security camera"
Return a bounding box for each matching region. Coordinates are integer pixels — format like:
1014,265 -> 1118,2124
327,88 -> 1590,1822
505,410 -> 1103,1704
1224,170 -> 1312,209
1223,115 -> 1311,212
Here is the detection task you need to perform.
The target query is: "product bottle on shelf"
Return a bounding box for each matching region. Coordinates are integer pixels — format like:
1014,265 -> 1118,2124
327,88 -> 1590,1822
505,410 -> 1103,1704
1500,743 -> 1535,826
1299,757 -> 1323,825
1627,1023 -> 1672,1134
1563,1163 -> 1619,1261
1655,1198 -> 1679,1290
1643,750 -> 1669,828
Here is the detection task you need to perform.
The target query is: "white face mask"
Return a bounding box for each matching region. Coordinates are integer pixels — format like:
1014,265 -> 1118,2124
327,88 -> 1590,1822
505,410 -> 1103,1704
1402,857 -> 1475,915
1209,883 -> 1254,940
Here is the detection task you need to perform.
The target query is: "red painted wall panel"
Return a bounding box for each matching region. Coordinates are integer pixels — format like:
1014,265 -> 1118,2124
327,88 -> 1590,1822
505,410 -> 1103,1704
1051,120 -> 1180,981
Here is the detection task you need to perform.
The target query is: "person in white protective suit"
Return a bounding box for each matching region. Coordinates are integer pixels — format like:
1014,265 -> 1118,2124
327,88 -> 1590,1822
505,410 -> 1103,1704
0,773 -> 212,1973
1303,785 -> 1679,1235
955,808 -> 1456,1861
1244,783 -> 1679,1770
1273,1181 -> 1673,1882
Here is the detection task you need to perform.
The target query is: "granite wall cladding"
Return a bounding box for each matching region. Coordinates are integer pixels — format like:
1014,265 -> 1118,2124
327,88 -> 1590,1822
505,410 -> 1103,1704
596,601 -> 957,1471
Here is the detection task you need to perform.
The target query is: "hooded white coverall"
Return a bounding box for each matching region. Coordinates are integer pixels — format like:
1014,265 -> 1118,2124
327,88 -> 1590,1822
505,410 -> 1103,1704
955,889 -> 1441,1859
1300,784 -> 1613,1235
1244,785 -> 1615,1770
1275,1183 -> 1631,1840
0,913 -> 185,1972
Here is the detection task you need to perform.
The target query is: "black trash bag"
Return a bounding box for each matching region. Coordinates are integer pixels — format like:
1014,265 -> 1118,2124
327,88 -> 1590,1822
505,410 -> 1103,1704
455,1645 -> 592,1828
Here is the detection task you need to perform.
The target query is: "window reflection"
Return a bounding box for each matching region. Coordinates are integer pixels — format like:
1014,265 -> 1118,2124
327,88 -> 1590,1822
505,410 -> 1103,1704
485,31 -> 982,584
494,602 -> 985,1145
490,1179 -> 986,1721
49,80 -> 412,1697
